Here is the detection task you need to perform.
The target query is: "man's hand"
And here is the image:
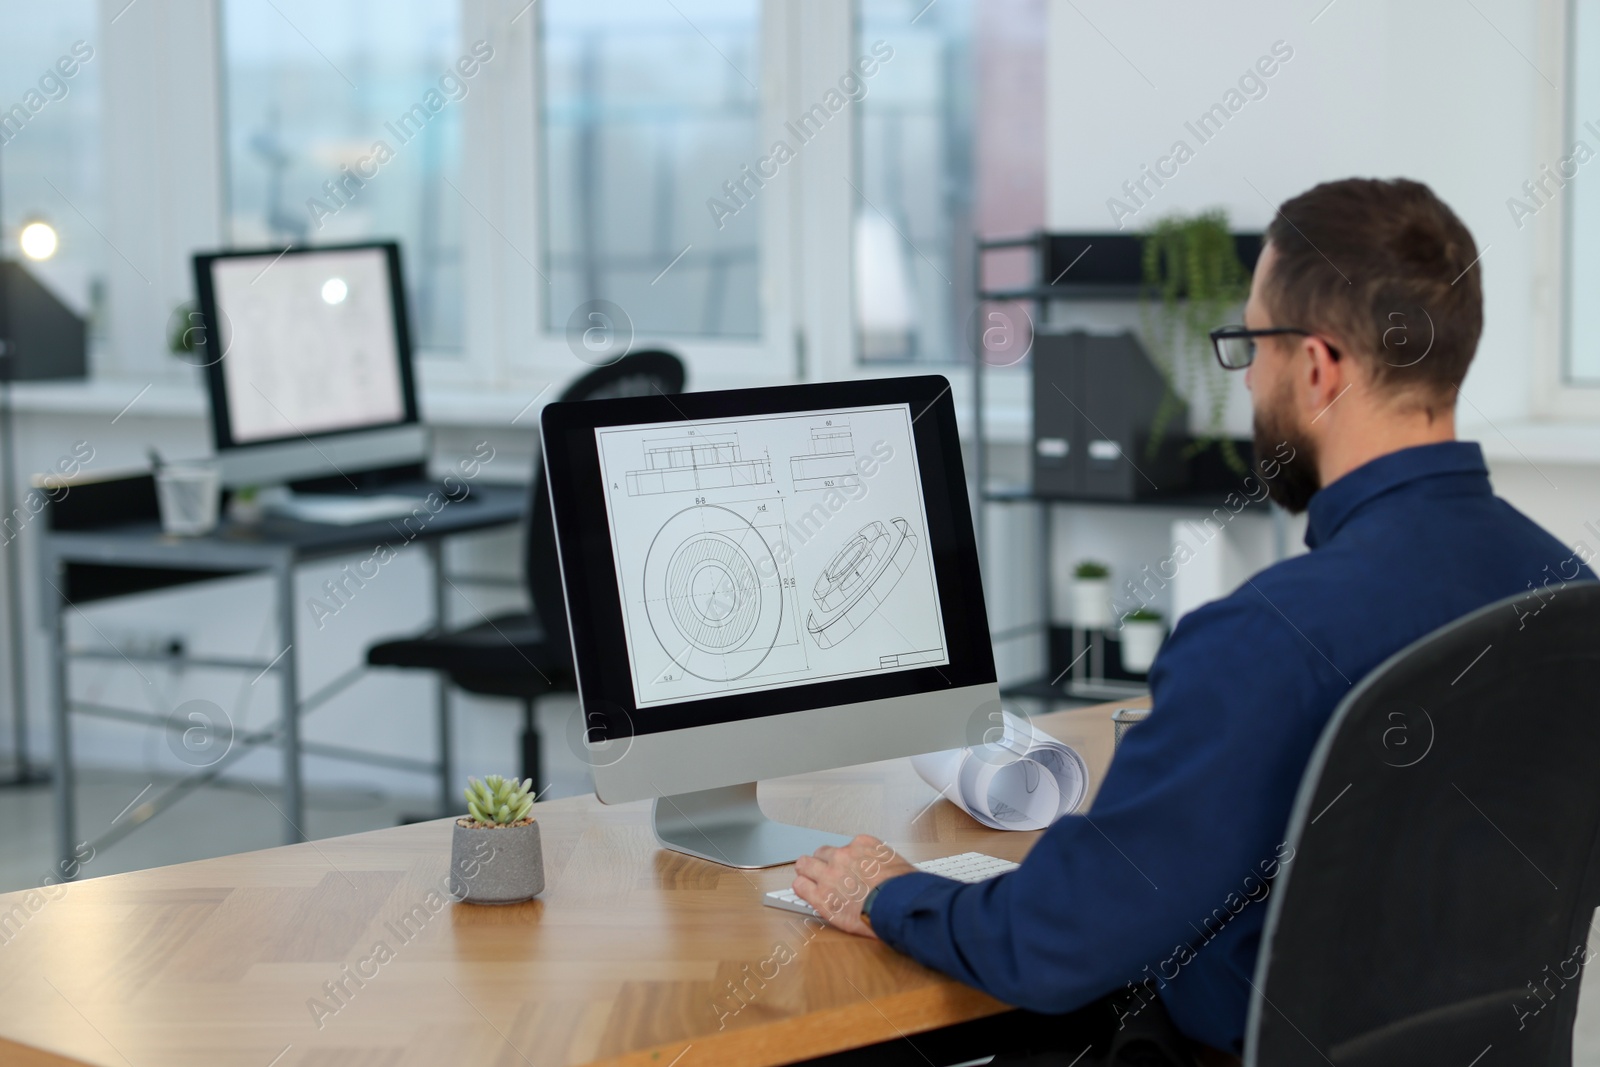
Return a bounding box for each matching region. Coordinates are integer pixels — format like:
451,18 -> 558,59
792,834 -> 916,938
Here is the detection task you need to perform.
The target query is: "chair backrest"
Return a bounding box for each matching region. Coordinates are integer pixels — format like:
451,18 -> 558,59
525,351 -> 687,662
1245,580 -> 1600,1067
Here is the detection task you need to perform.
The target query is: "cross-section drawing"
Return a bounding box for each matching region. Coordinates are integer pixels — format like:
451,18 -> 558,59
790,424 -> 861,492
805,517 -> 919,649
626,433 -> 773,496
644,505 -> 786,681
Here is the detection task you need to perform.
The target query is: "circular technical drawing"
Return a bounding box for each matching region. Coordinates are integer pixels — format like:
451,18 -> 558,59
643,505 -> 783,682
806,517 -> 918,649
664,535 -> 762,651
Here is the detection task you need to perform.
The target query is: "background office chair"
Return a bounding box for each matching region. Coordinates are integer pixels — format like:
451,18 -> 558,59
1245,580 -> 1600,1067
367,351 -> 686,797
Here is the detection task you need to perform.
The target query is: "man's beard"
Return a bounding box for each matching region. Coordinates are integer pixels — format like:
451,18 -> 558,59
1253,386 -> 1321,514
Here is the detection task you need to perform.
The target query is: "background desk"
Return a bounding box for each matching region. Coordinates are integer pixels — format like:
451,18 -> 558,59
39,484 -> 527,874
0,698 -> 1140,1067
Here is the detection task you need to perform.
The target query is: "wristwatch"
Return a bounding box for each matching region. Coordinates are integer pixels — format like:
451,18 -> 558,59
860,884 -> 882,926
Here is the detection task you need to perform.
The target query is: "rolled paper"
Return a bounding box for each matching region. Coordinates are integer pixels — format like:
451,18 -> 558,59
910,712 -> 1089,832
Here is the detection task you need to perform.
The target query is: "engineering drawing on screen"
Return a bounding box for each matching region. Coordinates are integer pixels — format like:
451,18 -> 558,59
626,432 -> 773,496
643,504 -> 791,682
595,405 -> 948,709
806,517 -> 919,650
790,425 -> 861,492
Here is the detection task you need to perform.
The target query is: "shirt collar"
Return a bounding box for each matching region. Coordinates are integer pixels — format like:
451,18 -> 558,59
1304,441 -> 1489,549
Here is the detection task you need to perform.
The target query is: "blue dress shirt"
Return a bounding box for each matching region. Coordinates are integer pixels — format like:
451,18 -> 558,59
868,441 -> 1595,1054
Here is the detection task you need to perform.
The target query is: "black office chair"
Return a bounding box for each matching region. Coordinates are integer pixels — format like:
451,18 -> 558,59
366,351 -> 686,795
1245,580 -> 1600,1067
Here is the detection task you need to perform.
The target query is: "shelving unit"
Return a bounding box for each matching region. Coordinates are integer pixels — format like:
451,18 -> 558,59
969,232 -> 1270,707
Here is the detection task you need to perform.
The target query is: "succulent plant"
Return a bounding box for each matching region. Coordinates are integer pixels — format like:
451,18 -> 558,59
463,775 -> 536,827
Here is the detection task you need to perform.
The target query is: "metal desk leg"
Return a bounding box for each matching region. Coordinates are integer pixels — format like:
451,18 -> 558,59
429,540 -> 453,816
1040,502 -> 1053,696
274,561 -> 304,843
45,554 -> 75,878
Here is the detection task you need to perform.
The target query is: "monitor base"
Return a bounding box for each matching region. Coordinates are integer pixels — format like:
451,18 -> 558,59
651,783 -> 852,869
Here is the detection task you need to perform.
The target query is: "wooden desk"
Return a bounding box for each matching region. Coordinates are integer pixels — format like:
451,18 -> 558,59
0,698 -> 1144,1067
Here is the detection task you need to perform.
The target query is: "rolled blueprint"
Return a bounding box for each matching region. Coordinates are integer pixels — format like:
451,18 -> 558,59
910,712 -> 1089,831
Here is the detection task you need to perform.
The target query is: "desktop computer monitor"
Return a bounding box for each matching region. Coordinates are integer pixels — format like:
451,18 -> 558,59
192,242 -> 426,487
541,376 -> 997,867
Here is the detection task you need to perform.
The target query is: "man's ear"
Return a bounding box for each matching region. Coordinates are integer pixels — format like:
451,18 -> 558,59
1299,334 -> 1347,415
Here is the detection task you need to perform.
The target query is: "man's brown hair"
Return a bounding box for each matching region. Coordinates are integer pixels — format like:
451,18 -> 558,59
1262,178 -> 1482,412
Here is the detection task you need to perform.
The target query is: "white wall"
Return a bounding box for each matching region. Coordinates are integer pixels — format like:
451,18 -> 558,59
1486,457 -> 1600,555
1045,0 -> 1554,425
1033,0 -> 1600,629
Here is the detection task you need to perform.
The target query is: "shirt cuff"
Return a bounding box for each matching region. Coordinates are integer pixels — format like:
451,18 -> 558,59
867,870 -> 962,947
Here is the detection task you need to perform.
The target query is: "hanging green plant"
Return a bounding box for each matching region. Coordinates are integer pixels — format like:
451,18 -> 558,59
1138,211 -> 1250,475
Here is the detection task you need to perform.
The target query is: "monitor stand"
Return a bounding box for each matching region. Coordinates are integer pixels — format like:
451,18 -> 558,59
651,782 -> 852,869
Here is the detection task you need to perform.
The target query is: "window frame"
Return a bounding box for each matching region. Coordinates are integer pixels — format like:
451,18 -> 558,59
475,0 -> 800,395
215,0 -> 473,367
1544,0 -> 1600,417
94,0 -> 984,399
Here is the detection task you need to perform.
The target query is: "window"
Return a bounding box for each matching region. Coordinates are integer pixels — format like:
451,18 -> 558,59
853,0 -> 1045,365
854,0 -> 974,363
221,0 -> 465,353
1569,0 -> 1600,384
0,0 -> 104,336
539,0 -> 763,340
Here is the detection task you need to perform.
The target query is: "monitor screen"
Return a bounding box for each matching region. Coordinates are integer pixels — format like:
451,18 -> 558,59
200,245 -> 414,448
594,403 -> 950,710
542,375 -> 995,744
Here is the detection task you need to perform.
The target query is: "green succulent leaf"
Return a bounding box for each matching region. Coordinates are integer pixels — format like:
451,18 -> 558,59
461,773 -> 538,827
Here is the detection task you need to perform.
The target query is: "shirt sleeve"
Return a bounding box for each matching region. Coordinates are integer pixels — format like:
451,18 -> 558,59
866,591 -> 1336,1014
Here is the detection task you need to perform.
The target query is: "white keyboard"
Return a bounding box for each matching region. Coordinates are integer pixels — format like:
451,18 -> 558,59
764,851 -> 1020,919
265,492 -> 429,526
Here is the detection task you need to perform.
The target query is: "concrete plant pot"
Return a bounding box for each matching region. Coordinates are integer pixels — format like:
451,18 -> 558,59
449,818 -> 544,905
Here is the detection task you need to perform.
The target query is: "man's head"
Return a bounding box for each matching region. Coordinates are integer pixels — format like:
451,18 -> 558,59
1243,178 -> 1483,512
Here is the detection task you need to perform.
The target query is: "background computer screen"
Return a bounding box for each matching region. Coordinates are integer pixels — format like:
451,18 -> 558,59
594,402 -> 949,710
210,246 -> 407,444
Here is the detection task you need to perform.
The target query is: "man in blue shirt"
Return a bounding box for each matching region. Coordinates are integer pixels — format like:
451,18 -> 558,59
793,178 -> 1595,1064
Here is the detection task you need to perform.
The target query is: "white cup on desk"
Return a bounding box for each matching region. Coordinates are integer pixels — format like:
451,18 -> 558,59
155,463 -> 221,536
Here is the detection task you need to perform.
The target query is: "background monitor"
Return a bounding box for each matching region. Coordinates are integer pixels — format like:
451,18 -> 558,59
541,375 -> 997,867
193,242 -> 425,487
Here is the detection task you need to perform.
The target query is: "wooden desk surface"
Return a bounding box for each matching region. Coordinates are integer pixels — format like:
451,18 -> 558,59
0,698 -> 1143,1067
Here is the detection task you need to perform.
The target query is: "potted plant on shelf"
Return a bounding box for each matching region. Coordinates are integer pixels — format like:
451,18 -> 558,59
227,484 -> 264,525
1118,607 -> 1166,674
1139,210 -> 1251,475
450,774 -> 544,905
1070,560 -> 1113,630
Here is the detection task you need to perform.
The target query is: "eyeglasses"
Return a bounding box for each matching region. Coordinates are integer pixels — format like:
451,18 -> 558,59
1209,326 -> 1341,370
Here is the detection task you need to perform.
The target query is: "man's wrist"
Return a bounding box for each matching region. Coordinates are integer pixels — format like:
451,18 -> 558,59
860,884 -> 883,926
860,867 -> 913,925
